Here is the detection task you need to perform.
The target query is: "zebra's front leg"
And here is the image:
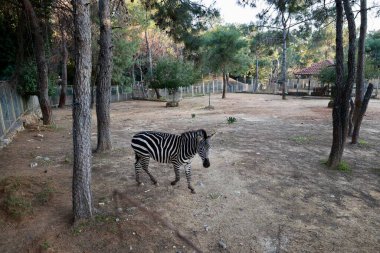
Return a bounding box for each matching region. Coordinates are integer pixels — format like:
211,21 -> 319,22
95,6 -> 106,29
184,163 -> 195,194
141,157 -> 158,185
171,163 -> 180,186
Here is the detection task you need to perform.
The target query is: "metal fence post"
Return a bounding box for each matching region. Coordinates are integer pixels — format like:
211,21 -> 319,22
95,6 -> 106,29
0,101 -> 6,138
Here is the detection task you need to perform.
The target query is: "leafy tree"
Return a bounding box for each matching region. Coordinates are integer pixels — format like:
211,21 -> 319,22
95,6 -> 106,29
201,26 -> 248,99
17,60 -> 57,96
366,31 -> 380,69
150,57 -> 199,103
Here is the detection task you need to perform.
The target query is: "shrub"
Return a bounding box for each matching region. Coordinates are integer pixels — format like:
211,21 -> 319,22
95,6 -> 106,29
17,60 -> 58,96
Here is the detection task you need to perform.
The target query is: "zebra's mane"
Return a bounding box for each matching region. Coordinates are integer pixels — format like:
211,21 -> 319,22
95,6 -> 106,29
181,129 -> 207,139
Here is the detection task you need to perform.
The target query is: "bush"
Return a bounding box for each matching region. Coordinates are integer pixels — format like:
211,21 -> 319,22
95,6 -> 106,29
17,60 -> 58,96
150,57 -> 200,101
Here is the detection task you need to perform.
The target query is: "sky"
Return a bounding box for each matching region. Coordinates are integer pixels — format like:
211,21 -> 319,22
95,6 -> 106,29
201,0 -> 380,32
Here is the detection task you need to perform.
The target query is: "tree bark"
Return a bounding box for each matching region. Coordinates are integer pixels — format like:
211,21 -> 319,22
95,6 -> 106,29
352,83 -> 374,144
21,0 -> 52,125
95,0 -> 113,152
222,70 -> 226,99
144,23 -> 160,99
351,0 -> 367,143
72,0 -> 93,221
281,15 -> 288,100
59,17 -> 68,108
327,0 -> 356,168
348,98 -> 354,136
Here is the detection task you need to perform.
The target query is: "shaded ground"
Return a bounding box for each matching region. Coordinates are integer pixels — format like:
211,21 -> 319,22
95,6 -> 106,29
0,94 -> 379,253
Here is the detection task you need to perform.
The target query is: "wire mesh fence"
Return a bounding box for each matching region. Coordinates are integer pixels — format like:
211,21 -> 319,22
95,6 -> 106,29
0,81 -> 26,140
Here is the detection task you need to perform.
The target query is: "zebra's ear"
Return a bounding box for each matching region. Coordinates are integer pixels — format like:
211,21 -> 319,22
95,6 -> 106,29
196,129 -> 207,142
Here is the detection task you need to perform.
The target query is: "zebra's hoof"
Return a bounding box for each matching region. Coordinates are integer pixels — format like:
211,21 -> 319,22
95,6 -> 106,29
154,182 -> 159,186
138,182 -> 144,186
191,189 -> 196,194
171,181 -> 177,186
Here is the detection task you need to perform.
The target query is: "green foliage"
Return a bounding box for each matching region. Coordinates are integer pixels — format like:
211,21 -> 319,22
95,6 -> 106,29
0,65 -> 15,81
319,66 -> 336,84
40,241 -> 50,250
319,60 -> 377,85
201,26 -> 249,75
151,0 -> 219,54
112,39 -> 139,86
290,136 -> 315,144
35,183 -> 54,205
150,57 -> 199,93
366,31 -> 380,68
227,116 -> 237,124
17,60 -> 57,96
337,161 -> 350,172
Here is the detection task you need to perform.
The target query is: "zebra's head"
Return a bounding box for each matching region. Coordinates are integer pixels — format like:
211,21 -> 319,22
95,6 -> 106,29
196,129 -> 215,168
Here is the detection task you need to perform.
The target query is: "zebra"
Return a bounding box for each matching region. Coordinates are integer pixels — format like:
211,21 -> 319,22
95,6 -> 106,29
131,129 -> 214,193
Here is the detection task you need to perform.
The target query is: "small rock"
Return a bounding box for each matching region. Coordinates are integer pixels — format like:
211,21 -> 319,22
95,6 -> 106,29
204,224 -> 209,231
196,181 -> 204,187
132,232 -> 136,235
30,162 -> 38,168
129,246 -> 133,251
3,138 -> 11,145
173,245 -> 176,249
218,239 -> 227,249
98,202 -> 105,206
35,133 -> 44,138
117,207 -> 123,212
256,152 -> 260,155
43,157 -> 50,161
35,156 -> 43,160
115,218 -> 120,222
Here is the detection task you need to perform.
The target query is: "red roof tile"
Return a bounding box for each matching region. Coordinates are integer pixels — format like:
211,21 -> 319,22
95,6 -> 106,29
294,60 -> 334,76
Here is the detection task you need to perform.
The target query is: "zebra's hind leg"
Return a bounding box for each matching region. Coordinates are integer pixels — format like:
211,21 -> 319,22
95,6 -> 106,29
185,163 -> 195,194
135,154 -> 143,185
140,156 -> 157,185
134,154 -> 143,186
170,163 -> 180,186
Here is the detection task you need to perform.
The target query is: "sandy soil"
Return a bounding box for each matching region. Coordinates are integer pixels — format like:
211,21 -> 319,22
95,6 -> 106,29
0,93 -> 379,253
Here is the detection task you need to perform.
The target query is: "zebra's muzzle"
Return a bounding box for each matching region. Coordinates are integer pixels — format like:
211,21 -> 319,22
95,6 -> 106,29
203,159 -> 210,168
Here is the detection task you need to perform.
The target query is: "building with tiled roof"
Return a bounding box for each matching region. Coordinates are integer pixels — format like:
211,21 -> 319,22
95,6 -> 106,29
294,60 -> 334,77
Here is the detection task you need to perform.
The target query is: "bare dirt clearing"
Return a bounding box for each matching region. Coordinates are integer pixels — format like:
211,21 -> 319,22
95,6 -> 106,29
0,94 -> 379,253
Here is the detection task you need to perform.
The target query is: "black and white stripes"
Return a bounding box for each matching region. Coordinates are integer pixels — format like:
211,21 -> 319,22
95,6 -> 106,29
131,129 -> 213,193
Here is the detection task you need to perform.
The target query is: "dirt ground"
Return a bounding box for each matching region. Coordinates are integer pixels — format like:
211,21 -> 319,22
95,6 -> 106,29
0,93 -> 379,253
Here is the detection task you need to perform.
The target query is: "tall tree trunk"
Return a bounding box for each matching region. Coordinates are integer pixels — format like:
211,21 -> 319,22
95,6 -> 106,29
351,0 -> 367,143
59,18 -> 68,108
352,83 -> 374,143
96,0 -> 113,152
21,0 -> 52,125
72,0 -> 93,221
222,69 -> 226,99
327,0 -> 356,168
281,19 -> 287,100
144,24 -> 160,99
